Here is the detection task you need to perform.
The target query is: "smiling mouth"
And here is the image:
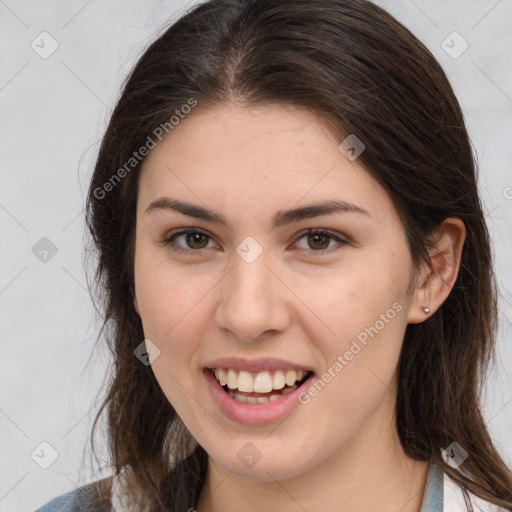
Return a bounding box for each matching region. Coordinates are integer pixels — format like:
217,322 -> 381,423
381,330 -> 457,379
208,368 -> 314,404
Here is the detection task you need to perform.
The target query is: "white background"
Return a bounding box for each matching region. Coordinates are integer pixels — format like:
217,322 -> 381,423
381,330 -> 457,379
1,1 -> 511,511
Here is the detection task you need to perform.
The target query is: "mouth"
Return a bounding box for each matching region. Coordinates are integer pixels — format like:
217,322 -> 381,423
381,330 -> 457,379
206,367 -> 314,404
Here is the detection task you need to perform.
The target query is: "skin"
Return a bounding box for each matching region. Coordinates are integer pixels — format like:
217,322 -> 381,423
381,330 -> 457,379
132,102 -> 465,512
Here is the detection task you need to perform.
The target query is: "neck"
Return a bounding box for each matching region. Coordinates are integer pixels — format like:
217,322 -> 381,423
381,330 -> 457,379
196,410 -> 429,512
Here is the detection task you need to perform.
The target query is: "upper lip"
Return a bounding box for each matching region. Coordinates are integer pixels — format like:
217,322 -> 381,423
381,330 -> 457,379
205,357 -> 315,374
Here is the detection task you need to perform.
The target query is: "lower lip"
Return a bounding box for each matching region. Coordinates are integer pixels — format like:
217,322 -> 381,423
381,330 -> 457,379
203,369 -> 315,426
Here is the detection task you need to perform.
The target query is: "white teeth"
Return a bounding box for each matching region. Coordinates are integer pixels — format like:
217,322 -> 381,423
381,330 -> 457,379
228,385 -> 298,403
285,370 -> 297,386
238,371 -> 253,392
216,368 -> 227,386
213,367 -> 309,392
228,391 -> 278,403
226,368 -> 238,390
253,371 -> 273,393
272,370 -> 286,390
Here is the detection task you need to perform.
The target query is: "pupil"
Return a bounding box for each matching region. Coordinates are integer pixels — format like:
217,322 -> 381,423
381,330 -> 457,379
309,234 -> 329,250
187,233 -> 208,249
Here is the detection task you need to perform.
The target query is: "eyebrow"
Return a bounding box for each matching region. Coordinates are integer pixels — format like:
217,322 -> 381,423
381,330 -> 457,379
145,197 -> 370,228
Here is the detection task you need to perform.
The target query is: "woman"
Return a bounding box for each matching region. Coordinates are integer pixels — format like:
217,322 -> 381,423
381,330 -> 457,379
35,0 -> 512,510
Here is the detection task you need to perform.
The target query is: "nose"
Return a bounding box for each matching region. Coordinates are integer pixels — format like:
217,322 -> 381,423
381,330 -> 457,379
214,247 -> 292,342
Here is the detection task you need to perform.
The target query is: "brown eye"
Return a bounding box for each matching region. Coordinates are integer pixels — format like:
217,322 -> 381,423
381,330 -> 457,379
306,233 -> 331,251
162,228 -> 346,256
162,228 -> 216,254
293,229 -> 347,255
184,232 -> 209,249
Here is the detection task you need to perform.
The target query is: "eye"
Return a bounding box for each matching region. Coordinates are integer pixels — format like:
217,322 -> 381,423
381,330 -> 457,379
291,228 -> 347,255
161,228 -> 217,255
161,228 -> 347,256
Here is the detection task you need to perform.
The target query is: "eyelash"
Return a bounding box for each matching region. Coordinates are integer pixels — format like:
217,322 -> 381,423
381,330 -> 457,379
160,228 -> 347,256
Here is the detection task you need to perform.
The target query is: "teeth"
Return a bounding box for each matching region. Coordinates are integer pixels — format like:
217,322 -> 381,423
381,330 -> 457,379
285,370 -> 299,386
226,369 -> 238,389
227,383 -> 299,403
272,370 -> 286,390
213,368 -> 307,392
238,371 -> 254,392
254,371 -> 272,393
228,391 -> 282,403
216,368 -> 227,386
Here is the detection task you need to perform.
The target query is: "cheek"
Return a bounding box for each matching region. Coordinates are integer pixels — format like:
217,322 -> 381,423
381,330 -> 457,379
291,279 -> 407,441
134,259 -> 211,413
303,262 -> 406,343
133,254 -> 207,382
297,254 -> 410,392
135,244 -> 205,335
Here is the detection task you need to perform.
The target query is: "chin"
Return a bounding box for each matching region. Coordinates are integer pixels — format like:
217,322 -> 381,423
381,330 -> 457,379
205,439 -> 323,482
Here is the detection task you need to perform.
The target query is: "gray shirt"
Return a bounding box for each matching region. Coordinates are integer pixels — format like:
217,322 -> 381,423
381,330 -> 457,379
34,462 -> 502,512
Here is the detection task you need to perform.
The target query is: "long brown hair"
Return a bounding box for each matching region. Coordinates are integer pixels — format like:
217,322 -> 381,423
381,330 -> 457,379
84,0 -> 512,510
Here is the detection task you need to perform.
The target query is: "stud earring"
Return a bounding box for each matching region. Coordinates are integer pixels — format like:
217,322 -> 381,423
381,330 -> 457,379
422,306 -> 431,314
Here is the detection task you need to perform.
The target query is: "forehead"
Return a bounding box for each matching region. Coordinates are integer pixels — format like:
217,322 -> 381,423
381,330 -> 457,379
137,103 -> 394,224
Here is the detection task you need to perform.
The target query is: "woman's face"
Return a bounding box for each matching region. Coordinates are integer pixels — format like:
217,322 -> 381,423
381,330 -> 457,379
133,103 -> 419,480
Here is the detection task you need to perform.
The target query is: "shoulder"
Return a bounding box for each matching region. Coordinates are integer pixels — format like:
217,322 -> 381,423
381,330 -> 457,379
34,488 -> 78,512
443,471 -> 509,511
34,476 -> 114,512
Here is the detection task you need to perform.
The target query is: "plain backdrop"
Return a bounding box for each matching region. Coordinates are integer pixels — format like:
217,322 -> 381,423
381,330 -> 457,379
1,1 -> 511,511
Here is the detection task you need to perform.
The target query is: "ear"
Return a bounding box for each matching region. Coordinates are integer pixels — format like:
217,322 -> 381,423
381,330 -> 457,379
407,217 -> 466,324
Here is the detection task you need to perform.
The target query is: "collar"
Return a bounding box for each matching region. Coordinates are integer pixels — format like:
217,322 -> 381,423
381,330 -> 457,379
111,461 -> 506,511
420,462 -> 443,512
420,461 -> 506,512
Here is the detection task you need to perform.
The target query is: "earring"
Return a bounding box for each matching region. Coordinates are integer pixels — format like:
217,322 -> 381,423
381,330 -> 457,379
422,306 -> 431,314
